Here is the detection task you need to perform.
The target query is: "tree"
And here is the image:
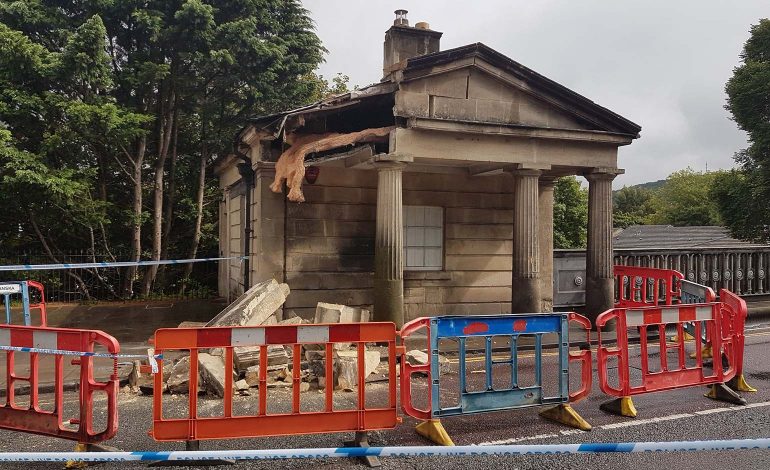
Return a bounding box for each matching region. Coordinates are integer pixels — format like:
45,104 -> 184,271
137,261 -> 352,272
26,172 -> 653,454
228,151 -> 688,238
613,186 -> 657,228
722,18 -> 770,241
710,170 -> 769,241
647,169 -> 722,226
0,1 -> 325,298
553,176 -> 588,249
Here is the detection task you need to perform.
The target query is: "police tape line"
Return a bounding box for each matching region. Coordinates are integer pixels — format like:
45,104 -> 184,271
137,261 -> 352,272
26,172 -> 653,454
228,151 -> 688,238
0,256 -> 246,272
1,438 -> 769,462
0,345 -> 161,373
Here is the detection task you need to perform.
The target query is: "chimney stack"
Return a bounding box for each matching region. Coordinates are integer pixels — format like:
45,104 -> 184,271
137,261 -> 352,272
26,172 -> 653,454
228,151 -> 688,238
383,9 -> 442,80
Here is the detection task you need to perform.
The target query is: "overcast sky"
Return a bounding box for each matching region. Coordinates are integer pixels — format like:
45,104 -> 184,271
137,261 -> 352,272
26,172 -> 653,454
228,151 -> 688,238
303,1 -> 767,187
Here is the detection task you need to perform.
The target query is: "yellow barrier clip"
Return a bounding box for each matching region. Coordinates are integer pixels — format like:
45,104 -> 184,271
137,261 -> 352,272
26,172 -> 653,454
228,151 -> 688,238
415,419 -> 454,446
690,343 -> 713,360
705,383 -> 747,406
539,404 -> 592,431
64,443 -> 88,469
599,396 -> 637,418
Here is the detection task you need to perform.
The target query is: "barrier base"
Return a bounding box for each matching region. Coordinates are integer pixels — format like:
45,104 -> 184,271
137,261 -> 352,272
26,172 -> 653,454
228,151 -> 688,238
672,332 -> 695,342
539,404 -> 592,431
416,420 -> 454,446
149,441 -> 234,467
705,383 -> 747,406
600,397 -> 637,418
343,431 -> 381,467
727,374 -> 758,393
65,442 -> 124,468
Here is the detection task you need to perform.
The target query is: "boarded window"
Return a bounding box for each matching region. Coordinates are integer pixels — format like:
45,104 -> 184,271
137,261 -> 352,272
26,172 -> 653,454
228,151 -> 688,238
403,206 -> 443,270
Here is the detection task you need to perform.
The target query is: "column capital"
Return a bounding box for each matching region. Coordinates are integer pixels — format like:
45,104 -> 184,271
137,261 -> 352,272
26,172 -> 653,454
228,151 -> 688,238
539,175 -> 558,187
507,168 -> 543,178
371,153 -> 413,167
584,167 -> 624,182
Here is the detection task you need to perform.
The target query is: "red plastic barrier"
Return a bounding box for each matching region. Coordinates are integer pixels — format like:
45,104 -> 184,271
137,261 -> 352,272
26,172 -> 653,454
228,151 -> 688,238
0,324 -> 120,443
719,289 -> 748,382
26,281 -> 48,327
614,265 -> 683,308
596,303 -> 736,397
398,317 -> 431,420
151,322 -> 399,442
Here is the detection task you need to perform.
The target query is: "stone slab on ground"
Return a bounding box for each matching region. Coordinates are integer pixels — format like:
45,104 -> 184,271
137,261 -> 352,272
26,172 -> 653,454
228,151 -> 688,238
314,302 -> 370,324
337,349 -> 381,391
233,344 -> 290,373
207,279 -> 289,327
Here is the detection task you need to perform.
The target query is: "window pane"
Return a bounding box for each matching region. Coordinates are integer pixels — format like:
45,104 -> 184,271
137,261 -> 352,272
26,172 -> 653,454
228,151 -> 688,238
406,247 -> 424,267
424,248 -> 443,268
406,227 -> 425,247
410,206 -> 425,226
425,207 -> 443,227
425,228 -> 442,247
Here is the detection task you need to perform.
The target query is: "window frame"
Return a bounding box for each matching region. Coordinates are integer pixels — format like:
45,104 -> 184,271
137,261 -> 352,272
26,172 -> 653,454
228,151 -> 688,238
402,205 -> 445,272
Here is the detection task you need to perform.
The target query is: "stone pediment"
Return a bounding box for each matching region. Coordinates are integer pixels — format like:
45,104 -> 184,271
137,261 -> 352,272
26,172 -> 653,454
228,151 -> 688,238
394,43 -> 640,137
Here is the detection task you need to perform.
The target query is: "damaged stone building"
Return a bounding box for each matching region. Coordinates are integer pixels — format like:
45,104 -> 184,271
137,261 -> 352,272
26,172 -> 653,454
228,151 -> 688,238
214,11 -> 641,328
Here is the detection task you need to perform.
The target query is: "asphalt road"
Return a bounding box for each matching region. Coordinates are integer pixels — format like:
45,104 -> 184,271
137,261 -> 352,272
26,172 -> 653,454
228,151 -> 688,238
0,320 -> 769,469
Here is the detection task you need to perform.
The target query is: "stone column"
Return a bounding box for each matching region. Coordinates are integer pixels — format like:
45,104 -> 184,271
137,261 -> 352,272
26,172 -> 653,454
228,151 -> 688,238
585,169 -> 620,324
374,162 -> 405,328
511,169 -> 542,313
538,177 -> 556,312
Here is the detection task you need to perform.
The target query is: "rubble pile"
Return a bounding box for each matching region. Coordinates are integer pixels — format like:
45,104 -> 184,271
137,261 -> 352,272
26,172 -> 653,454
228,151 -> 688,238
134,279 -> 383,397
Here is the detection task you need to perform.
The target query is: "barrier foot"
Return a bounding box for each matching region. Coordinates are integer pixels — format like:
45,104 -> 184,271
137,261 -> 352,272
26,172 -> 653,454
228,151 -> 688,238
599,397 -> 637,418
64,443 -> 124,468
705,383 -> 747,406
672,332 -> 695,342
539,404 -> 592,431
727,374 -> 758,393
343,431 -> 381,468
415,419 -> 454,446
149,441 -> 234,467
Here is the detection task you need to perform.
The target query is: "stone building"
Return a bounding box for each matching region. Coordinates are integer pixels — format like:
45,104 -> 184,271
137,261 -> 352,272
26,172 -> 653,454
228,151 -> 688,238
214,11 -> 641,327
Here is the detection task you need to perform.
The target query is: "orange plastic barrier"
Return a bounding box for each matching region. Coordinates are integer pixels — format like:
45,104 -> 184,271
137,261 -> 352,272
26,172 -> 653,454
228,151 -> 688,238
151,323 -> 399,442
0,324 -> 120,443
614,265 -> 683,308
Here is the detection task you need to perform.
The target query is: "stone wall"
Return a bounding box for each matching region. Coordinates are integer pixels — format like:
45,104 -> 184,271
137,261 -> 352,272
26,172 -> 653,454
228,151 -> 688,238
278,167 -> 515,321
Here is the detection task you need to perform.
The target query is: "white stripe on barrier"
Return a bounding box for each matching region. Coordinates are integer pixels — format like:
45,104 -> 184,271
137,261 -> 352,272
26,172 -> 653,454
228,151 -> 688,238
626,310 -> 644,327
661,307 -> 679,324
0,256 -> 246,272
33,331 -> 58,350
0,438 -> 768,462
297,325 -> 329,343
695,306 -> 712,321
231,328 -> 265,346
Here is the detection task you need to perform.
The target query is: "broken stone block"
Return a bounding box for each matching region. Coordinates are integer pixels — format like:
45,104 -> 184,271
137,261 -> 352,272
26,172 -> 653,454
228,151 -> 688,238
233,344 -> 289,373
406,349 -> 451,374
278,316 -> 304,326
198,352 -> 232,398
177,321 -> 207,329
314,302 -> 370,324
244,366 -> 260,387
336,350 -> 381,390
299,382 -> 311,392
207,279 -> 290,328
235,379 -> 249,391
166,356 -> 192,394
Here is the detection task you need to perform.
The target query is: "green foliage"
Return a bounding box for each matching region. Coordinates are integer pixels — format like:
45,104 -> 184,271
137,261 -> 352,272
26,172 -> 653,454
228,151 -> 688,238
613,186 -> 656,228
307,73 -> 352,101
0,0 -> 325,298
647,169 -> 723,226
721,18 -> 770,240
553,176 -> 588,249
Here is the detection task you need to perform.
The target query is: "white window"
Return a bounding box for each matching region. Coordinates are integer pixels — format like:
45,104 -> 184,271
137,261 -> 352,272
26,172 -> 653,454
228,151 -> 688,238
403,206 -> 443,270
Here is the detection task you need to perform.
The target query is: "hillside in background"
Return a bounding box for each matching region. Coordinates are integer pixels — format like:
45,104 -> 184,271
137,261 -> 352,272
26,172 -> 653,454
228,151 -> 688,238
614,179 -> 666,193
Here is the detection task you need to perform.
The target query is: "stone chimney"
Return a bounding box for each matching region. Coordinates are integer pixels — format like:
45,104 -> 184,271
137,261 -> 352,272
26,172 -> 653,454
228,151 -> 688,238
383,9 -> 442,80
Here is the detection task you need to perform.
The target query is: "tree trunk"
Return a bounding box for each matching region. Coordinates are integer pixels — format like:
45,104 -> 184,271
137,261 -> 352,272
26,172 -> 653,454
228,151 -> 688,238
179,141 -> 208,295
159,107 -> 180,281
142,90 -> 176,296
122,136 -> 146,298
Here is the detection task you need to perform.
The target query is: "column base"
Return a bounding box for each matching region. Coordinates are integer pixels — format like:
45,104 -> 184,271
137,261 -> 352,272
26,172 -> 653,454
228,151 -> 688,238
585,276 -> 613,328
374,278 -> 404,328
511,277 -> 541,313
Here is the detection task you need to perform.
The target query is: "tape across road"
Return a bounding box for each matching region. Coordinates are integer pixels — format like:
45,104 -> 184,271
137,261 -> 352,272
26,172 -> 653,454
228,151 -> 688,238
0,256 -> 246,272
0,438 -> 768,462
0,345 -> 161,372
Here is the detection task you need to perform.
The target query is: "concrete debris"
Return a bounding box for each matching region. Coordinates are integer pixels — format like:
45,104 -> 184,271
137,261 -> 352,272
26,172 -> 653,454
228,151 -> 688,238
244,366 -> 260,387
206,279 -> 289,328
314,302 -> 370,324
337,350 -> 381,391
166,356 -> 192,394
278,316 -> 305,326
233,344 -> 289,373
235,379 -> 250,391
406,349 -> 451,374
198,352 -> 234,398
176,321 -> 207,329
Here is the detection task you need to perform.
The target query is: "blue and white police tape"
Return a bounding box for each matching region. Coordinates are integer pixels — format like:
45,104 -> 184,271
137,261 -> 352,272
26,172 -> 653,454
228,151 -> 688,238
0,345 -> 161,373
0,256 -> 246,272
0,438 -> 769,462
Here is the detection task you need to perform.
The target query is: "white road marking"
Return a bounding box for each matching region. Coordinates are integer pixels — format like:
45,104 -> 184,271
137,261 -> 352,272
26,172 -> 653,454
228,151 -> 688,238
473,401 -> 770,446
599,413 -> 693,430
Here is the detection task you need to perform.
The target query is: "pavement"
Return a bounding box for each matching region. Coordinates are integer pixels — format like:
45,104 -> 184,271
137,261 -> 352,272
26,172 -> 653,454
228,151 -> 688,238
0,310 -> 768,469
